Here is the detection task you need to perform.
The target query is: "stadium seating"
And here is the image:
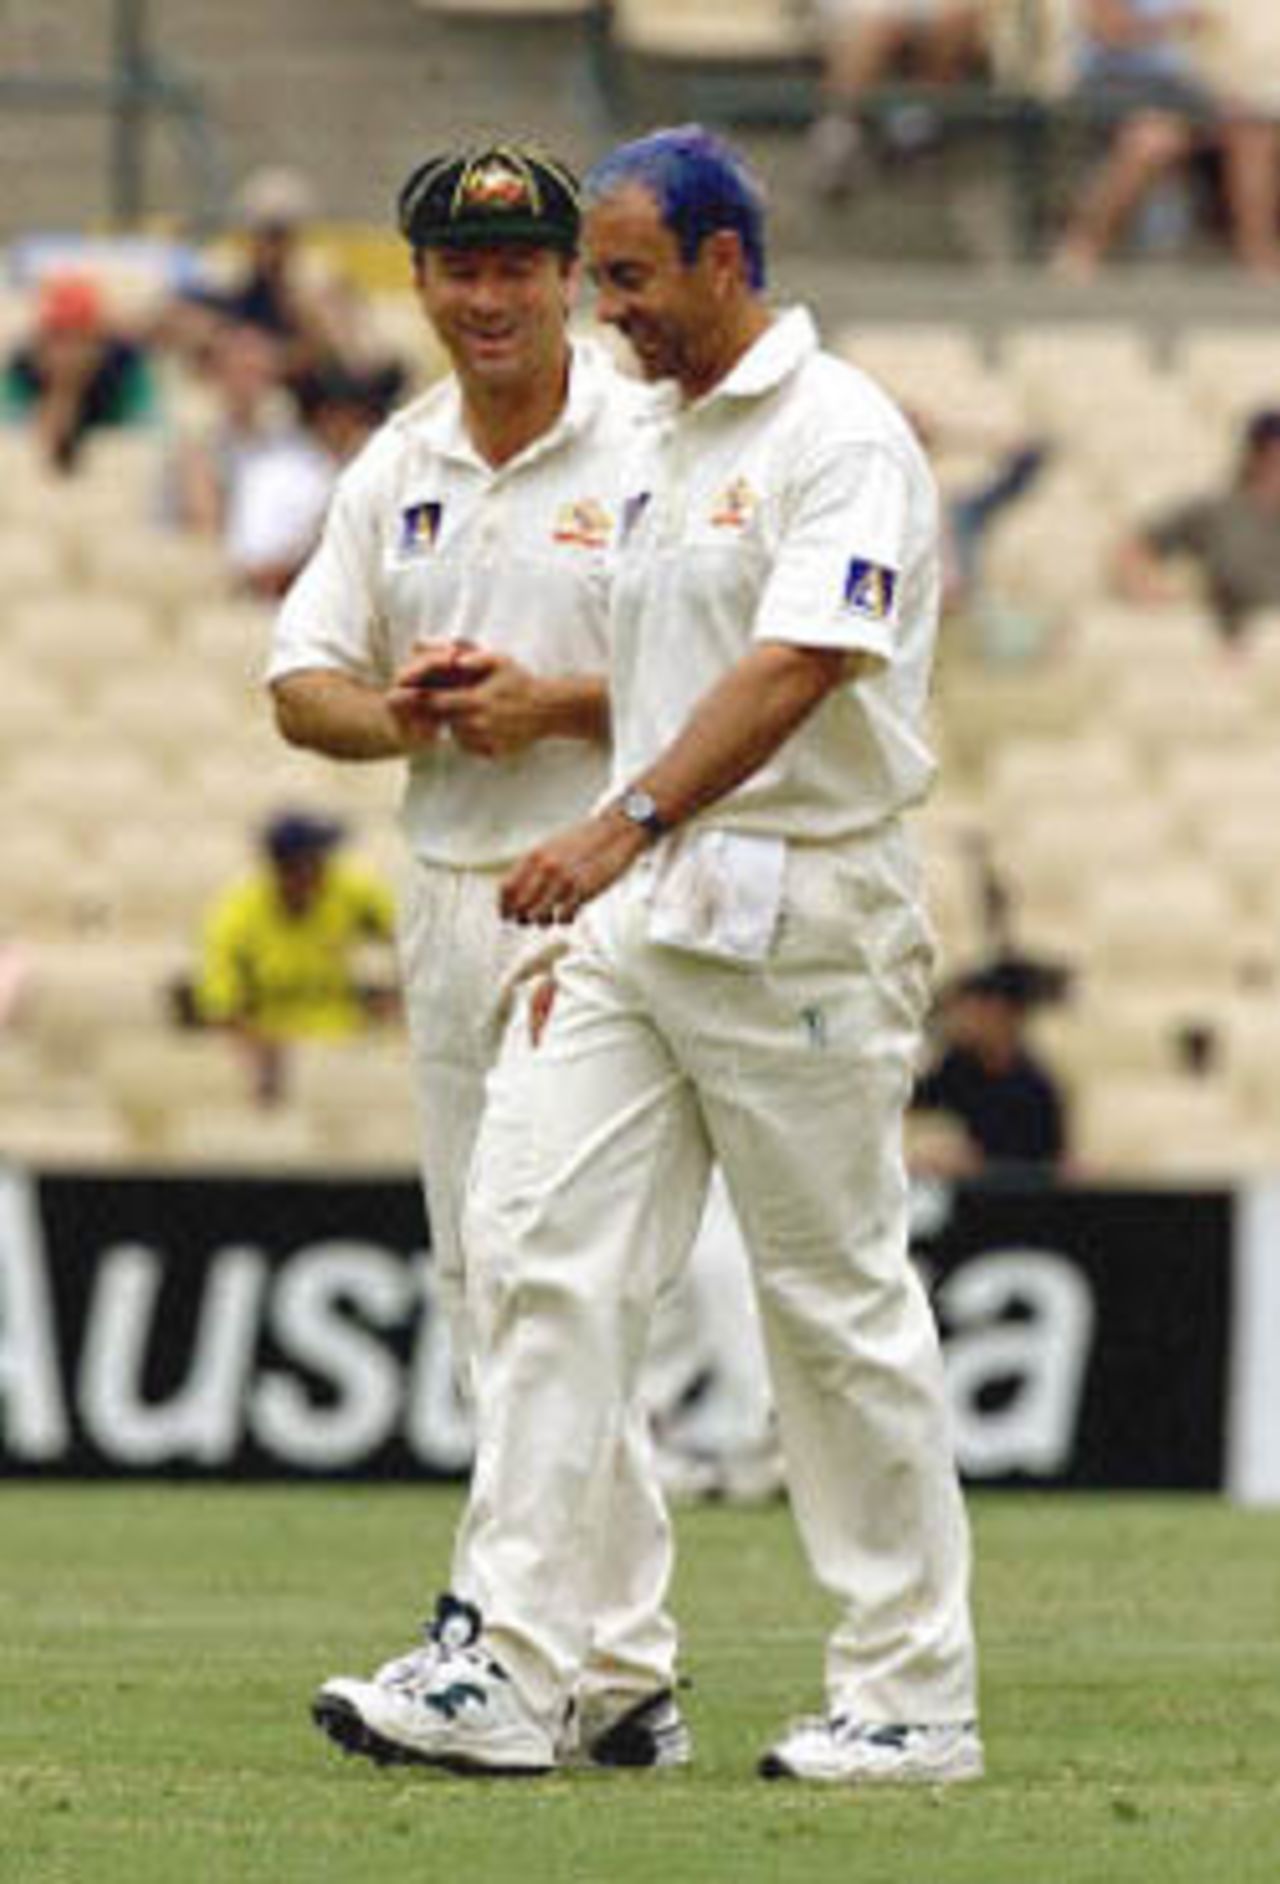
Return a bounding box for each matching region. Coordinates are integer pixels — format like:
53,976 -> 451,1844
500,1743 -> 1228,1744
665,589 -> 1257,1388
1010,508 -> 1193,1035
3,283 -> 1279,1179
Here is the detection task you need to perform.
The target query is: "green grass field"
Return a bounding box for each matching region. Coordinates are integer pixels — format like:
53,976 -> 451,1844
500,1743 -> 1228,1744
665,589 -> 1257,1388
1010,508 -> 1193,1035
3,1487 -> 1279,1884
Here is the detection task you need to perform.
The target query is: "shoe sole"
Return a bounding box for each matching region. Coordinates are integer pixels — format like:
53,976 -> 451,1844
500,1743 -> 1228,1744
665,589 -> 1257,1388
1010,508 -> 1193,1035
311,1692 -> 553,1778
759,1749 -> 984,1784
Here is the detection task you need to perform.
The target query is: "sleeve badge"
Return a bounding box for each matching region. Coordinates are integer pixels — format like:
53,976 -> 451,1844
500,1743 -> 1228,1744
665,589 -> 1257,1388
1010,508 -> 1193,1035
843,557 -> 897,621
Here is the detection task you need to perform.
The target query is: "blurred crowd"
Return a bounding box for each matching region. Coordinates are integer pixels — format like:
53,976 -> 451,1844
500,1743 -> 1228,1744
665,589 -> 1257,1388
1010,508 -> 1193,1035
3,164 -> 409,592
806,0 -> 1280,276
1,121 -> 1279,1186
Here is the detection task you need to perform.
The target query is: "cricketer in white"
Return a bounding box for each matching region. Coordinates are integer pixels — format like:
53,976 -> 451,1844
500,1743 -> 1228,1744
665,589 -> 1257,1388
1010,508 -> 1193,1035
307,129 -> 980,1778
276,144 -> 700,1771
318,126 -> 981,1785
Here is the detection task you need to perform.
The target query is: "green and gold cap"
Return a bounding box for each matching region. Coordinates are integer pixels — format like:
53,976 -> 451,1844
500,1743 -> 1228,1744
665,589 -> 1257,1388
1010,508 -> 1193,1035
396,144 -> 580,254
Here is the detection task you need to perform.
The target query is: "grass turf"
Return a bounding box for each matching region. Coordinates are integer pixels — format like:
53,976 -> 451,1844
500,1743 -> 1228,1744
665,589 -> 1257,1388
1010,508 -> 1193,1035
2,1487 -> 1279,1883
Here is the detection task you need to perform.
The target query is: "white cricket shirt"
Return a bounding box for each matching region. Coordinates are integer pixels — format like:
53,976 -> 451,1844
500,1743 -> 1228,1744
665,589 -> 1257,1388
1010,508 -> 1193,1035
269,343 -> 637,868
610,307 -> 940,841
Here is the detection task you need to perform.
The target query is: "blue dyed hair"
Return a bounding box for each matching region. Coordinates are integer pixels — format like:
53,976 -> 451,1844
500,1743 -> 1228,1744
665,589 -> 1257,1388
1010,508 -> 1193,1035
584,125 -> 767,291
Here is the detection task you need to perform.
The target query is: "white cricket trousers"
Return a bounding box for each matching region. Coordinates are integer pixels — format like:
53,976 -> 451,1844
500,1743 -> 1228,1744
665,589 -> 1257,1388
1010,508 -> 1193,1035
463,822 -> 979,1729
398,859 -> 677,1703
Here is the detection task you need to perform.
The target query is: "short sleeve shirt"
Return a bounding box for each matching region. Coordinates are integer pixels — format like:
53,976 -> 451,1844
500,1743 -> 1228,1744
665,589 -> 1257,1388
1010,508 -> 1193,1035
609,308 -> 940,841
269,344 -> 638,868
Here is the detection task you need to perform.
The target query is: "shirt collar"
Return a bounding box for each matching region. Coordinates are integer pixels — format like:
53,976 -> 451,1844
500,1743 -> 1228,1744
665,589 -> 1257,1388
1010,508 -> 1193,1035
403,340 -> 611,473
645,306 -> 818,424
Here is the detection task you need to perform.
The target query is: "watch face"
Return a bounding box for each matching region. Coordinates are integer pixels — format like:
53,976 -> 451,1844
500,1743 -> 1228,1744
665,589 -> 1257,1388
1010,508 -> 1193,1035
619,788 -> 664,836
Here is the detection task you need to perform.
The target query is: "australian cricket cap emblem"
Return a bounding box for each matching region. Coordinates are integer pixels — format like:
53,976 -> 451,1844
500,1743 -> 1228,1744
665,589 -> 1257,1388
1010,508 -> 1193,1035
396,144 -> 581,254
460,157 -> 533,213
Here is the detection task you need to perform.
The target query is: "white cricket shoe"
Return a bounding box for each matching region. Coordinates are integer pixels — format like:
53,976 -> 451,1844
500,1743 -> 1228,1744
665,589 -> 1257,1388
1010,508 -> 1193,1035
312,1597 -> 555,1776
570,1688 -> 693,1769
759,1717 -> 983,1786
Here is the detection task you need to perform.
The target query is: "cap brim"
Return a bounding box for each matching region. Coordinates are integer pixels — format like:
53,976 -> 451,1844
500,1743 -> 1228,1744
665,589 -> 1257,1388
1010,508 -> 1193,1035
414,219 -> 577,253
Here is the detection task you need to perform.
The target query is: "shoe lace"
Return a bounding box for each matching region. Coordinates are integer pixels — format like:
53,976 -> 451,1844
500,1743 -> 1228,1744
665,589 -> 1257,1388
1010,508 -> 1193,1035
378,1593 -> 485,1692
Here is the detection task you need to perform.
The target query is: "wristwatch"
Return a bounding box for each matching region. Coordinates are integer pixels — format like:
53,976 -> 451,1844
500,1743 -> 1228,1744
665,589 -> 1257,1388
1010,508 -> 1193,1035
614,786 -> 669,842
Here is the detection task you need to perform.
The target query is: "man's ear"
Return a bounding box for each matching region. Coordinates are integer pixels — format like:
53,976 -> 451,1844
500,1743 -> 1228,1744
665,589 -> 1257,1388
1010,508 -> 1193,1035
703,227 -> 747,297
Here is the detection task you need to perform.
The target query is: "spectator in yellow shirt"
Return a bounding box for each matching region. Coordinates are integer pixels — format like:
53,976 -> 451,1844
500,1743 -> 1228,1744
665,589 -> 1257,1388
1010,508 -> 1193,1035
197,809 -> 397,1100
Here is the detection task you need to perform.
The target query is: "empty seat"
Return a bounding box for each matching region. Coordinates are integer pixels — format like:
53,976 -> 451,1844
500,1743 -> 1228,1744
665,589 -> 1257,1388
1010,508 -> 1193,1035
179,597 -> 278,693
1174,327 -> 1280,426
99,1031 -> 258,1154
80,528 -> 228,615
1164,749 -> 1280,846
1221,1003 -> 1280,1127
8,594 -> 162,693
0,1099 -> 129,1170
1108,664 -> 1261,760
0,827 -> 112,938
1074,1074 -> 1261,1180
94,826 -> 251,938
159,1100 -> 317,1171
983,733 -> 1141,813
1067,601 -> 1223,670
1084,868 -> 1243,990
610,0 -> 813,60
6,745 -> 166,842
88,670 -> 246,767
0,671 -> 84,762
0,529 -> 71,602
14,942 -> 180,1075
292,1036 -> 418,1164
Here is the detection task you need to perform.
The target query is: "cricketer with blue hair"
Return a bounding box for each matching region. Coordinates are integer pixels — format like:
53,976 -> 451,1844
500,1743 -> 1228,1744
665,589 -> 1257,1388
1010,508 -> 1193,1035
317,124 -> 982,1785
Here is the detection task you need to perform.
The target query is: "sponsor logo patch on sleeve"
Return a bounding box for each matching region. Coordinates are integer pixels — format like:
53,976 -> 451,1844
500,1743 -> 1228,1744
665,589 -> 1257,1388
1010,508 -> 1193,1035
843,557 -> 897,622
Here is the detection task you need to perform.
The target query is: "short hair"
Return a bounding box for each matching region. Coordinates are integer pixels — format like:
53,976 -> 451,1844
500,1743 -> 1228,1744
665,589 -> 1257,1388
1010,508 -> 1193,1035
584,125 -> 767,291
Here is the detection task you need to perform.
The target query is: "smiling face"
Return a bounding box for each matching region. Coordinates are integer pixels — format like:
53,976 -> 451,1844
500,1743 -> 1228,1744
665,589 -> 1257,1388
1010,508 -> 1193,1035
414,242 -> 574,393
584,183 -> 744,400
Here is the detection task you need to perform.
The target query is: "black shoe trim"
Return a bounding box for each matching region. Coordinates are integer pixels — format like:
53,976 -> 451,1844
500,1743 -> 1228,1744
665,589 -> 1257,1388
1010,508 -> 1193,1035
310,1692 -> 551,1779
588,1689 -> 676,1769
758,1751 -> 795,1781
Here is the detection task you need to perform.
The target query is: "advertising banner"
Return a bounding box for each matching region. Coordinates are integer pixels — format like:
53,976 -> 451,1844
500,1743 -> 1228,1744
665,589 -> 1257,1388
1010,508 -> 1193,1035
2,1164 -> 1272,1495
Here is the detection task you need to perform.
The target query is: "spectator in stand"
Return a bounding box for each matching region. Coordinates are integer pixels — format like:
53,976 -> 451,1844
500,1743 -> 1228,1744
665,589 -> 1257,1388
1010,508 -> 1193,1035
193,810 -> 397,1103
1111,407 -> 1280,644
162,319 -> 297,537
1052,0 -> 1280,278
806,0 -> 988,199
160,166 -> 406,404
223,363 -> 392,598
2,272 -> 155,473
911,957 -> 1070,1177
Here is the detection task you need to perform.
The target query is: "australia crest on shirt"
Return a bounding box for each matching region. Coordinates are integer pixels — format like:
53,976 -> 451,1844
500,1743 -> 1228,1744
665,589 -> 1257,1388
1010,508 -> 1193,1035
552,497 -> 613,550
709,476 -> 758,532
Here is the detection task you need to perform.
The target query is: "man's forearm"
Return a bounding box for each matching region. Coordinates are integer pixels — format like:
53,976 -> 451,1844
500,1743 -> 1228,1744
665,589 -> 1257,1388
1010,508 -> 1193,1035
530,673 -> 610,745
625,641 -> 849,830
271,669 -> 406,761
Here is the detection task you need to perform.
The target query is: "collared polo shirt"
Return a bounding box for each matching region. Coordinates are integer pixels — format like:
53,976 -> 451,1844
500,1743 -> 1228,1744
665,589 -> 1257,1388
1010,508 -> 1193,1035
609,307 -> 940,841
269,343 -> 639,868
